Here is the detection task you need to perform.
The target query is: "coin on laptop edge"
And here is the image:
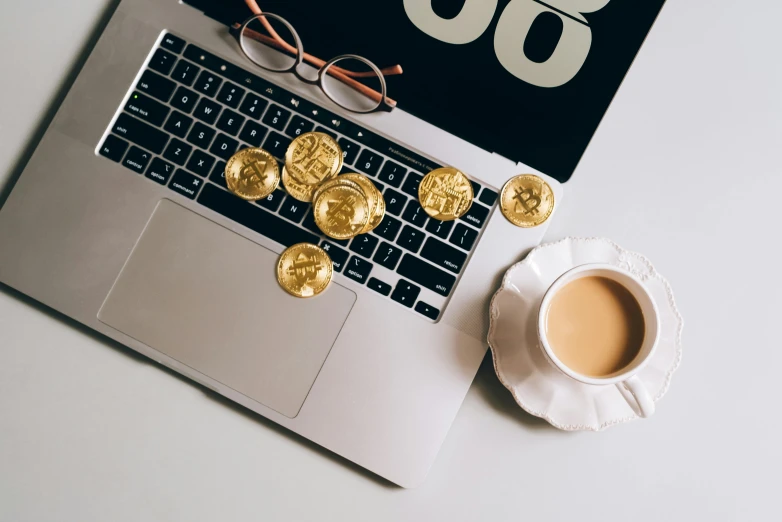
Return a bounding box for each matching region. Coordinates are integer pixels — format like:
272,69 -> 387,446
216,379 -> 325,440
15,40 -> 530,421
285,132 -> 343,186
277,243 -> 333,298
313,183 -> 370,240
418,167 -> 473,221
500,174 -> 555,228
224,147 -> 280,201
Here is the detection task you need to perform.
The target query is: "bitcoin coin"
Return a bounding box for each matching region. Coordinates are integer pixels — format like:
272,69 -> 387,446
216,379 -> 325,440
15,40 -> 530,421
418,167 -> 473,221
225,148 -> 280,201
276,243 -> 333,298
285,132 -> 343,186
313,183 -> 370,240
500,174 -> 555,228
282,166 -> 318,202
366,188 -> 386,232
339,173 -> 383,233
312,176 -> 363,206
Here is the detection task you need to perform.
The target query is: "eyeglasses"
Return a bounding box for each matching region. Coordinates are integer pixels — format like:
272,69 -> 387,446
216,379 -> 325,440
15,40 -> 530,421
230,2 -> 402,114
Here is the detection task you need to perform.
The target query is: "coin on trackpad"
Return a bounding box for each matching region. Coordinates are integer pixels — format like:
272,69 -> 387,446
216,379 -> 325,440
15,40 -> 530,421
98,199 -> 356,418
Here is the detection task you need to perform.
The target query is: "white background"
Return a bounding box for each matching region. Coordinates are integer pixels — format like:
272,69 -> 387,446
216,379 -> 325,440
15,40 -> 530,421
1,1 -> 779,520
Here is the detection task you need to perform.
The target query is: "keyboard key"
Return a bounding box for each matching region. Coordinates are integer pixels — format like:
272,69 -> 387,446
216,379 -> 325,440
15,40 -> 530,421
460,202 -> 490,229
185,149 -> 215,177
414,301 -> 440,320
263,132 -> 292,159
279,196 -> 309,223
112,113 -> 169,154
238,92 -> 268,119
193,97 -> 221,124
124,91 -> 169,126
163,138 -> 193,165
137,70 -> 176,102
239,120 -> 267,147
378,161 -> 406,188
169,169 -> 204,199
344,256 -> 373,284
99,135 -> 128,162
396,225 -> 425,253
450,223 -> 479,251
337,137 -> 360,165
192,70 -> 222,97
383,189 -> 407,216
257,189 -> 286,212
285,115 -> 314,138
164,110 -> 193,138
262,105 -> 291,131
208,160 -> 227,189
402,200 -> 428,227
372,242 -> 402,270
320,241 -> 349,272
401,171 -> 423,198
315,126 -> 337,139
198,184 -> 319,247
349,234 -> 379,258
282,93 -> 317,116
209,134 -> 239,160
479,187 -> 498,206
160,33 -> 186,54
371,179 -> 384,193
367,278 -> 392,296
171,60 -> 200,86
373,215 -> 402,241
146,157 -> 175,184
216,109 -> 245,136
186,122 -> 216,150
356,149 -> 383,176
148,48 -> 176,75
122,145 -> 152,173
390,279 -> 420,308
397,255 -> 455,297
170,86 -> 199,113
217,82 -> 246,109
469,180 -> 481,196
420,237 -> 467,274
425,219 -> 454,239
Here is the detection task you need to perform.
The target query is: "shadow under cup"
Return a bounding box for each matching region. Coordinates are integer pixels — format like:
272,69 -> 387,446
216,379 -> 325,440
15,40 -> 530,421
537,264 -> 660,389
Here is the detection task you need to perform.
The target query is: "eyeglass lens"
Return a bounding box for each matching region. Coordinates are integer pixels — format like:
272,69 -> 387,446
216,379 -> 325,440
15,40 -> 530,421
240,15 -> 300,72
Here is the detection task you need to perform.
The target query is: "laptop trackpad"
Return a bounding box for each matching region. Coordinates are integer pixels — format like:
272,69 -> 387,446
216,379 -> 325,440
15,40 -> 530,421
98,199 -> 356,418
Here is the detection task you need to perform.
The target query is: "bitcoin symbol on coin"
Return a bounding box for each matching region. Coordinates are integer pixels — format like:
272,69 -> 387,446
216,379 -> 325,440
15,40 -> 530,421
500,174 -> 554,228
277,243 -> 333,298
326,197 -> 356,227
314,184 -> 370,240
288,252 -> 324,286
225,148 -> 280,200
239,160 -> 268,187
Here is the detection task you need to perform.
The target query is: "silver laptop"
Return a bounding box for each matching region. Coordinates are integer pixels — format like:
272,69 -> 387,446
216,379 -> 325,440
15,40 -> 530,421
0,0 -> 665,486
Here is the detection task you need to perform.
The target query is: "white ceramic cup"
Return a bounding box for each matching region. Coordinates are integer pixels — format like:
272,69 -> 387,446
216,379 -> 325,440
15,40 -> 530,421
537,263 -> 661,418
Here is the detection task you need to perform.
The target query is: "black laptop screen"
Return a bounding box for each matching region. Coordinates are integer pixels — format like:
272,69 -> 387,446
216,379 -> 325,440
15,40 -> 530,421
186,0 -> 666,182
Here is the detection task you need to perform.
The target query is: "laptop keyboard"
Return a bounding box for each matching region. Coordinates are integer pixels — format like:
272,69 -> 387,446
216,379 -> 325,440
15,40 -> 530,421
98,32 -> 498,322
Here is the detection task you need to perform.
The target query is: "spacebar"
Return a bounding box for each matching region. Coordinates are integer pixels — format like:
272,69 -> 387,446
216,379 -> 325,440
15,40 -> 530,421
198,184 -> 319,247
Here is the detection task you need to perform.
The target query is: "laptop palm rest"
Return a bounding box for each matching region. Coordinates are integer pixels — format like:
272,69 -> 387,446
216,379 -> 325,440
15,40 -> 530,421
98,199 -> 356,418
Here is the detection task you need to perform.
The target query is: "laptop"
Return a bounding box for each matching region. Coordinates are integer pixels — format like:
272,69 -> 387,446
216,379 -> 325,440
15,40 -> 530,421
0,0 -> 666,486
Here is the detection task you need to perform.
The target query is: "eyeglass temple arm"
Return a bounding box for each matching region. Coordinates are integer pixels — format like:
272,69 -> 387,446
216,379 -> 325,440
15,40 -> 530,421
243,0 -> 403,78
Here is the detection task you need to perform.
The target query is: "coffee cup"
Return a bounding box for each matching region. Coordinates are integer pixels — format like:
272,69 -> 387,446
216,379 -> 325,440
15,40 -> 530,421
537,263 -> 660,418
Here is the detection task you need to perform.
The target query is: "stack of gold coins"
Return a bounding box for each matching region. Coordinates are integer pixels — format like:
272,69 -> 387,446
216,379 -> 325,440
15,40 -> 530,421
312,173 -> 384,239
282,132 -> 343,202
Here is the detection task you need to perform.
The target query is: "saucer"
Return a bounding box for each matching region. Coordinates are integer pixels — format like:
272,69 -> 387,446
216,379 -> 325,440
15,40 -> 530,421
487,237 -> 683,431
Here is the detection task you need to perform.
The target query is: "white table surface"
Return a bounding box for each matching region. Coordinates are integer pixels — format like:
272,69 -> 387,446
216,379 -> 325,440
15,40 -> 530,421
1,1 -> 779,520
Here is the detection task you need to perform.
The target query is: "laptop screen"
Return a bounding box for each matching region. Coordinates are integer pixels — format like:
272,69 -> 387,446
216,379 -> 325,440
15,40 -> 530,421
186,0 -> 667,183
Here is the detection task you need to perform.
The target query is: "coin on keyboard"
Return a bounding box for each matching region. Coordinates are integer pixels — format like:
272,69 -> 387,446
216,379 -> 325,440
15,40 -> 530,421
339,173 -> 383,233
418,167 -> 473,221
277,243 -> 333,298
311,176 -> 364,207
285,132 -> 343,186
313,183 -> 370,240
499,174 -> 555,228
224,147 -> 280,201
281,166 -> 319,202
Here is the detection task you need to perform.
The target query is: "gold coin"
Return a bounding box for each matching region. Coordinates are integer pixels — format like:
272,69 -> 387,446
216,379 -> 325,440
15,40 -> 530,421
366,188 -> 386,232
312,176 -> 364,207
418,167 -> 473,221
339,173 -> 380,233
225,148 -> 280,201
285,132 -> 343,186
281,166 -> 318,202
500,174 -> 555,228
313,183 -> 370,240
276,243 -> 333,298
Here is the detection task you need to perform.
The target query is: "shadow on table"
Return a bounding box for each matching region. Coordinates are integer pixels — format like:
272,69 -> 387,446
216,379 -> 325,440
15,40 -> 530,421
0,282 -> 399,489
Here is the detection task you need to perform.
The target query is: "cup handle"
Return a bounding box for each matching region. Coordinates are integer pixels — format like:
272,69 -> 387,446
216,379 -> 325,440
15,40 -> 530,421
616,375 -> 655,418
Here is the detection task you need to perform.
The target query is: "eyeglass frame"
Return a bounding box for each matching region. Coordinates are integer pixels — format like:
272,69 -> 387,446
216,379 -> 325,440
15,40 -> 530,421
232,12 -> 395,114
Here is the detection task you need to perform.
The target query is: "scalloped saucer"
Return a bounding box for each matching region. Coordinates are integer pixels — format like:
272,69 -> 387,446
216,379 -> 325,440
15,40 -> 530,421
487,237 -> 683,431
